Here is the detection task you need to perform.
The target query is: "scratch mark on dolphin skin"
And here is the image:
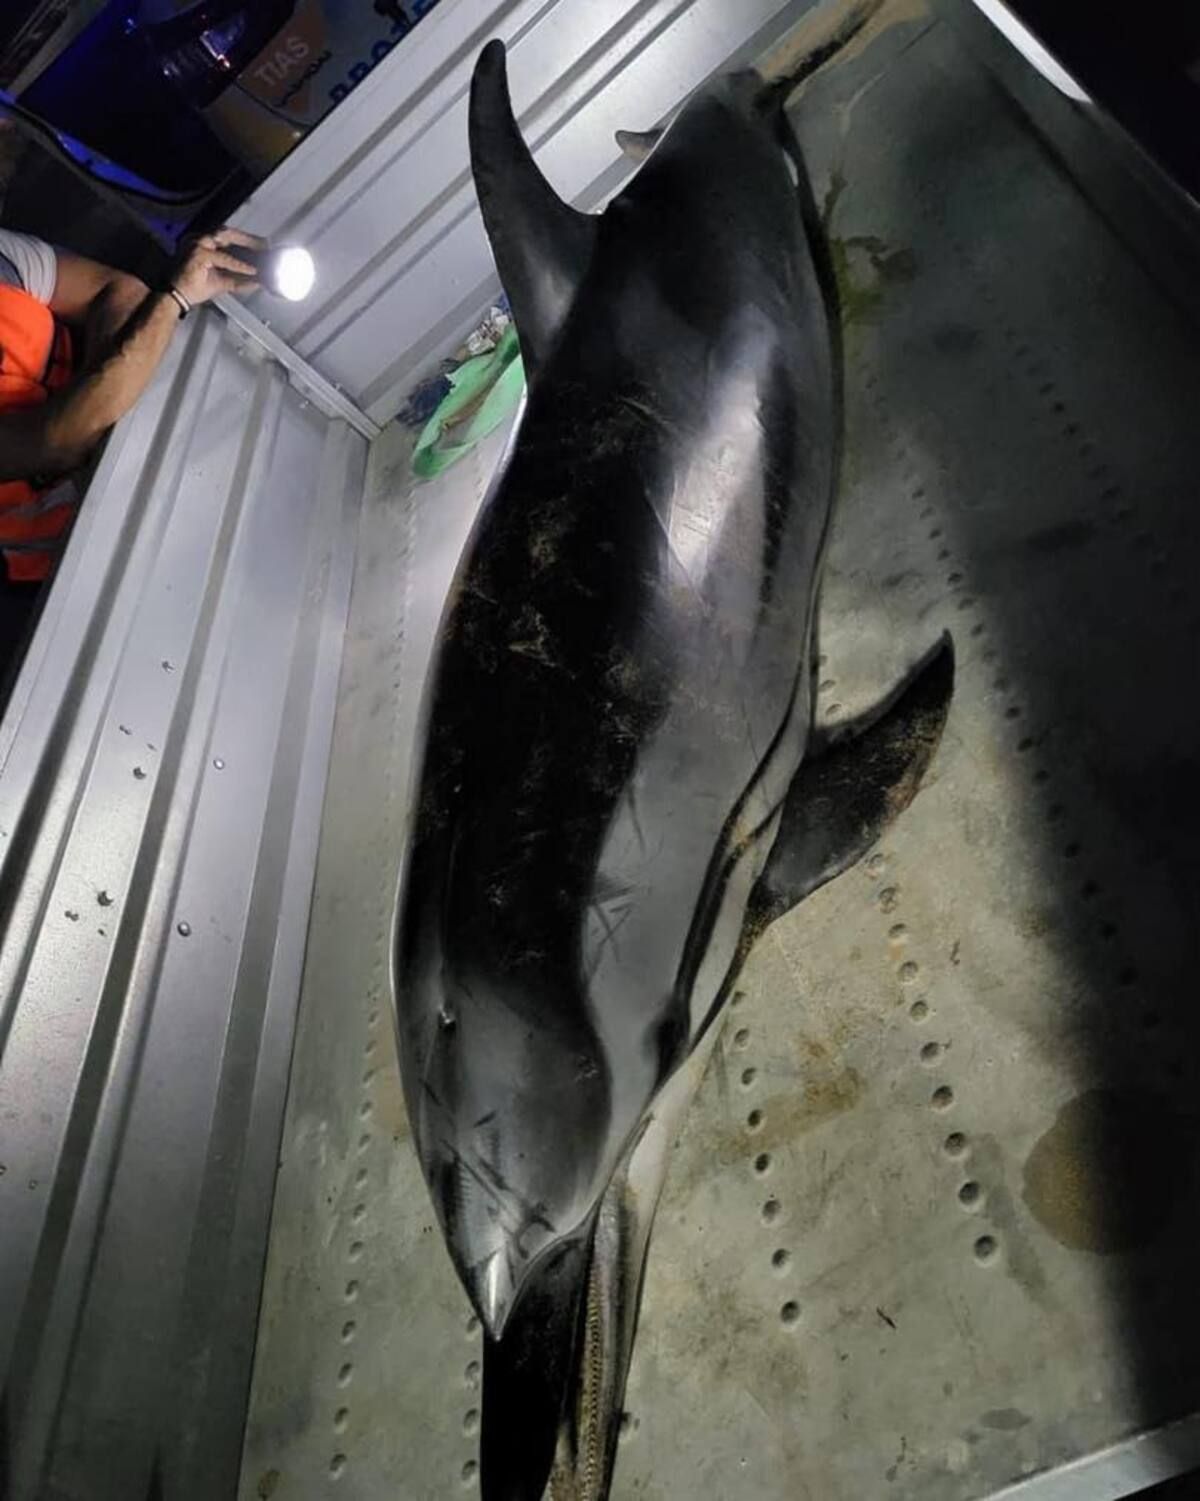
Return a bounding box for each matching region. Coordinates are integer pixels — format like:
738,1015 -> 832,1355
737,685 -> 766,774
447,1140 -> 557,1244
625,464 -> 708,609
625,778 -> 647,855
617,393 -> 679,435
585,874 -> 637,980
589,895 -> 632,959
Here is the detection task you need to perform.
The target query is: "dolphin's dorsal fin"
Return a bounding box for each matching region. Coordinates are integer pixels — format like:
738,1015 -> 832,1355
469,40 -> 597,378
614,126 -> 664,162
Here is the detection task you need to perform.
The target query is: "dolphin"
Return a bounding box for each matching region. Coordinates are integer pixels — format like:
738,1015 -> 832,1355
393,33 -> 953,1501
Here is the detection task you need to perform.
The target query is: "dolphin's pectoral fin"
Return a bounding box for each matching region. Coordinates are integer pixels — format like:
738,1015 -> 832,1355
752,632 -> 954,926
481,1232 -> 593,1501
470,41 -> 597,378
614,127 -> 664,162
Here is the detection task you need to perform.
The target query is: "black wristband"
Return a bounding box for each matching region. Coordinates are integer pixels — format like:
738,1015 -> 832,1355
166,285 -> 191,320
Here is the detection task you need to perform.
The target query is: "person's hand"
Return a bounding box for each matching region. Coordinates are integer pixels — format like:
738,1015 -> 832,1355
171,227 -> 263,307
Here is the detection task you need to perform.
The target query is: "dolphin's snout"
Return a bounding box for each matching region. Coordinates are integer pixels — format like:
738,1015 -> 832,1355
467,1247 -> 516,1341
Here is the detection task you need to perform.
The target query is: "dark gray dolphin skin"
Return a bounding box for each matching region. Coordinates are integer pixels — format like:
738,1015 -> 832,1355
393,34 -> 953,1501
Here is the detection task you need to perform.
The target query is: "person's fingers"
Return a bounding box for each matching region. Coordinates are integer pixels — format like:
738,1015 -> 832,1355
214,226 -> 266,250
210,271 -> 261,298
208,248 -> 258,276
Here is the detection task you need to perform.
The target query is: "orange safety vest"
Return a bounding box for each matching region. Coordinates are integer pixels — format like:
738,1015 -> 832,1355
0,283 -> 75,583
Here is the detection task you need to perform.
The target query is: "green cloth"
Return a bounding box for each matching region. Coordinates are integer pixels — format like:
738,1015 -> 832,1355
412,325 -> 525,478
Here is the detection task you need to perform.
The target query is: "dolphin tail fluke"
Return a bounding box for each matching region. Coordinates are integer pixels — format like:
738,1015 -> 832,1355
753,632 -> 955,927
480,1233 -> 592,1501
469,41 -> 597,378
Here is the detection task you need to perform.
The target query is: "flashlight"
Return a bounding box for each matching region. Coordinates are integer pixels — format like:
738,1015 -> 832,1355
241,243 -> 316,302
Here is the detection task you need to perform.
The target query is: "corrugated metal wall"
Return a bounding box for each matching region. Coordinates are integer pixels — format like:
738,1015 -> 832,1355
0,311 -> 365,1501
237,0 -> 816,423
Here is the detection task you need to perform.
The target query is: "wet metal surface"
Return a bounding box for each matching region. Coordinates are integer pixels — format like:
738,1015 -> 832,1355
241,8 -> 1200,1499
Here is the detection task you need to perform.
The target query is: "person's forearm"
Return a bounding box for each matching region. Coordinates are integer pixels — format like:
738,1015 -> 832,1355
80,274 -> 152,371
42,290 -> 181,469
0,291 -> 181,482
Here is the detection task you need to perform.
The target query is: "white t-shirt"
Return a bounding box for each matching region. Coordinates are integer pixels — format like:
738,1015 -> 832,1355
0,229 -> 57,303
